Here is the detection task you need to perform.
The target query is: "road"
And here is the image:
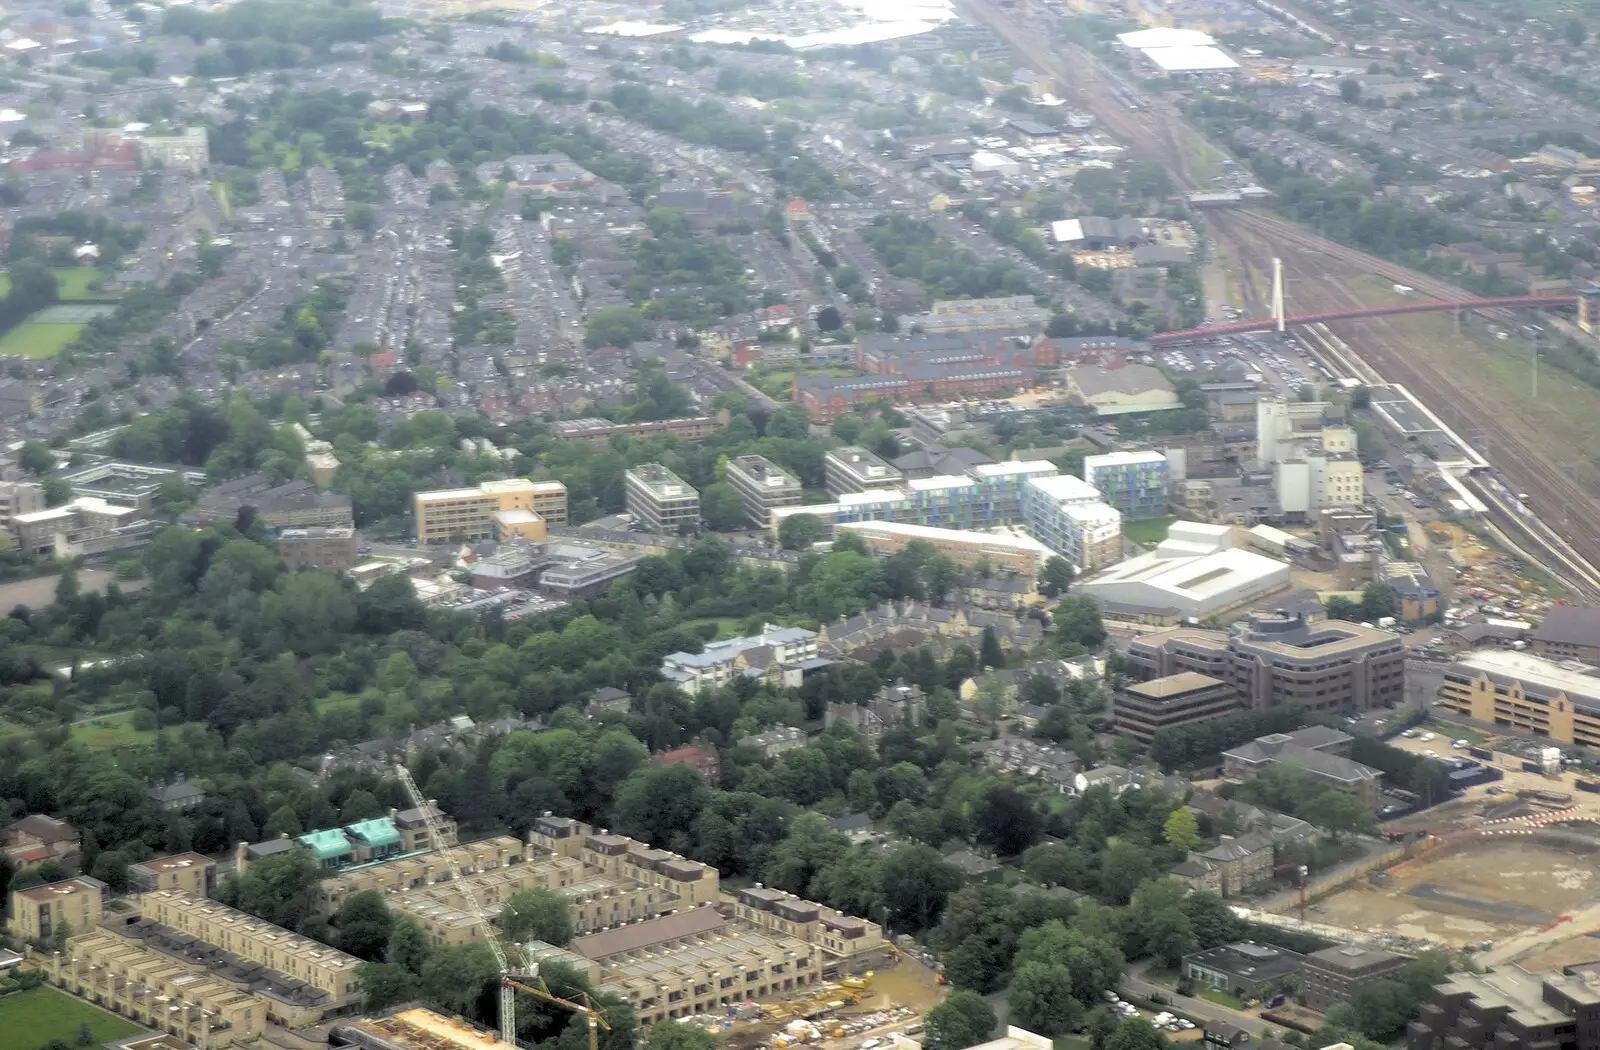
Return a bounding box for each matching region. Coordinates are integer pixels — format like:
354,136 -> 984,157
1121,965 -> 1270,1036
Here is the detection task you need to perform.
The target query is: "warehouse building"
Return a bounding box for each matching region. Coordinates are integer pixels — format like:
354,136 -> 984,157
1436,648 -> 1600,748
625,464 -> 700,534
1076,522 -> 1290,624
724,454 -> 802,527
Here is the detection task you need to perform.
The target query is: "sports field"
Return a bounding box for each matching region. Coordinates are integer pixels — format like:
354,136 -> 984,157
0,985 -> 146,1046
0,322 -> 84,358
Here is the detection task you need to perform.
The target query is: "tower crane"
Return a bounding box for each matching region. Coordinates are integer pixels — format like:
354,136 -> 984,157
392,764 -> 609,1050
394,763 -> 518,1046
503,975 -> 610,1050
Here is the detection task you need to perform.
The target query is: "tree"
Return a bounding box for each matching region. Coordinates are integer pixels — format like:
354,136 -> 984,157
646,1021 -> 721,1050
1105,1018 -> 1166,1050
42,476 -> 71,507
1009,961 -> 1085,1035
816,306 -> 843,331
1144,907 -> 1199,968
17,439 -> 52,474
1054,595 -> 1106,649
879,843 -> 961,929
975,786 -> 1043,857
1566,18 -> 1587,46
613,763 -> 712,853
359,961 -> 420,1011
219,848 -> 319,930
585,306 -> 651,350
1339,78 -> 1362,104
1301,790 -> 1377,839
701,482 -> 747,531
1099,841 -> 1155,904
779,513 -> 825,550
336,891 -> 395,961
1162,806 -> 1200,852
925,989 -> 996,1050
420,943 -> 500,1018
1040,556 -> 1075,598
979,626 -> 1005,670
387,915 -> 430,973
1014,920 -> 1124,1006
502,887 -> 574,946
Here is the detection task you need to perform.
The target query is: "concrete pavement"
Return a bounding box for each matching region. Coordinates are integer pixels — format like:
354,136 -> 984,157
1121,970 -> 1271,1036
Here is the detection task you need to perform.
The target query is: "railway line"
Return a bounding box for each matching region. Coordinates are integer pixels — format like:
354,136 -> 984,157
1223,217 -> 1600,590
959,0 -> 1600,594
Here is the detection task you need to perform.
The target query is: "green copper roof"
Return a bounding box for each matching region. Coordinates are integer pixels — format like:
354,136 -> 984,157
297,828 -> 353,859
346,818 -> 401,848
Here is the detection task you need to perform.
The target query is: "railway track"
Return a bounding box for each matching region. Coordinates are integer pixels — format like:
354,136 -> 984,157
958,0 -> 1600,592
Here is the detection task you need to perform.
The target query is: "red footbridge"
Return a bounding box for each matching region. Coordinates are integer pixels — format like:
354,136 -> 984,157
1149,295 -> 1579,346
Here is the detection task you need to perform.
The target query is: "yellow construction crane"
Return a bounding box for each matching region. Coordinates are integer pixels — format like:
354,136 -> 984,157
503,976 -> 610,1050
393,763 -> 520,1045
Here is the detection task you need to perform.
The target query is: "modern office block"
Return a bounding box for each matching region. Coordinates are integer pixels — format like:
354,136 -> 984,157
724,455 -> 802,527
625,464 -> 700,534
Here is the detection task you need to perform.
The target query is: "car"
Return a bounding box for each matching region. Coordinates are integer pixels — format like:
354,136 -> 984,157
1419,732 -> 1435,742
1452,738 -> 1469,748
1402,729 -> 1418,738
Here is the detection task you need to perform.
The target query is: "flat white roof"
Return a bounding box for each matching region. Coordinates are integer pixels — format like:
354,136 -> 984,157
1085,450 -> 1168,468
837,488 -> 906,507
907,474 -> 978,492
839,519 -> 1054,554
1082,547 -> 1288,603
1118,27 -> 1215,48
1453,648 -> 1600,701
1143,45 -> 1241,72
1051,219 -> 1083,244
1028,474 -> 1104,504
973,460 -> 1058,478
586,21 -> 684,36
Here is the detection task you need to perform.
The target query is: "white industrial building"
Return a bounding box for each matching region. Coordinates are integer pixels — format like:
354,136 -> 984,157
1257,398 -> 1363,519
1076,521 -> 1290,622
1116,27 -> 1241,74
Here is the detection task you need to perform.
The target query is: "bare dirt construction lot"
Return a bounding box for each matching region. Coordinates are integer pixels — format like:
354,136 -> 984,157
1306,837 -> 1600,947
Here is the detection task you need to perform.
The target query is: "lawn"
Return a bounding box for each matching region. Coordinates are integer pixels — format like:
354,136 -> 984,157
0,321 -> 84,358
69,709 -> 156,749
1123,516 -> 1178,545
1054,1039 -> 1092,1050
1196,988 -> 1243,1009
684,616 -> 747,640
0,267 -> 108,300
1425,718 -> 1487,745
0,985 -> 146,1047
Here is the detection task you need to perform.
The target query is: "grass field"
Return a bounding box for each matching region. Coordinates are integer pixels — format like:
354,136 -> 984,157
0,986 -> 146,1047
1122,516 -> 1177,545
69,709 -> 156,749
1196,988 -> 1244,1009
0,321 -> 84,358
0,267 -> 108,300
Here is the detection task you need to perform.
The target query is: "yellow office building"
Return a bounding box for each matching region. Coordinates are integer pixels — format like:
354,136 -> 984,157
1436,648 -> 1600,748
414,479 -> 567,544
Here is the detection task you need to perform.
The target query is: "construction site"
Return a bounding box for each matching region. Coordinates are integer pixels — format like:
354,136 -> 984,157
1304,835 -> 1600,947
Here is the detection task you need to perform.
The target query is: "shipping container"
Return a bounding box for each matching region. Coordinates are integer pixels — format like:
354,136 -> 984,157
1469,747 -> 1493,761
1577,780 -> 1600,794
1522,760 -> 1544,774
